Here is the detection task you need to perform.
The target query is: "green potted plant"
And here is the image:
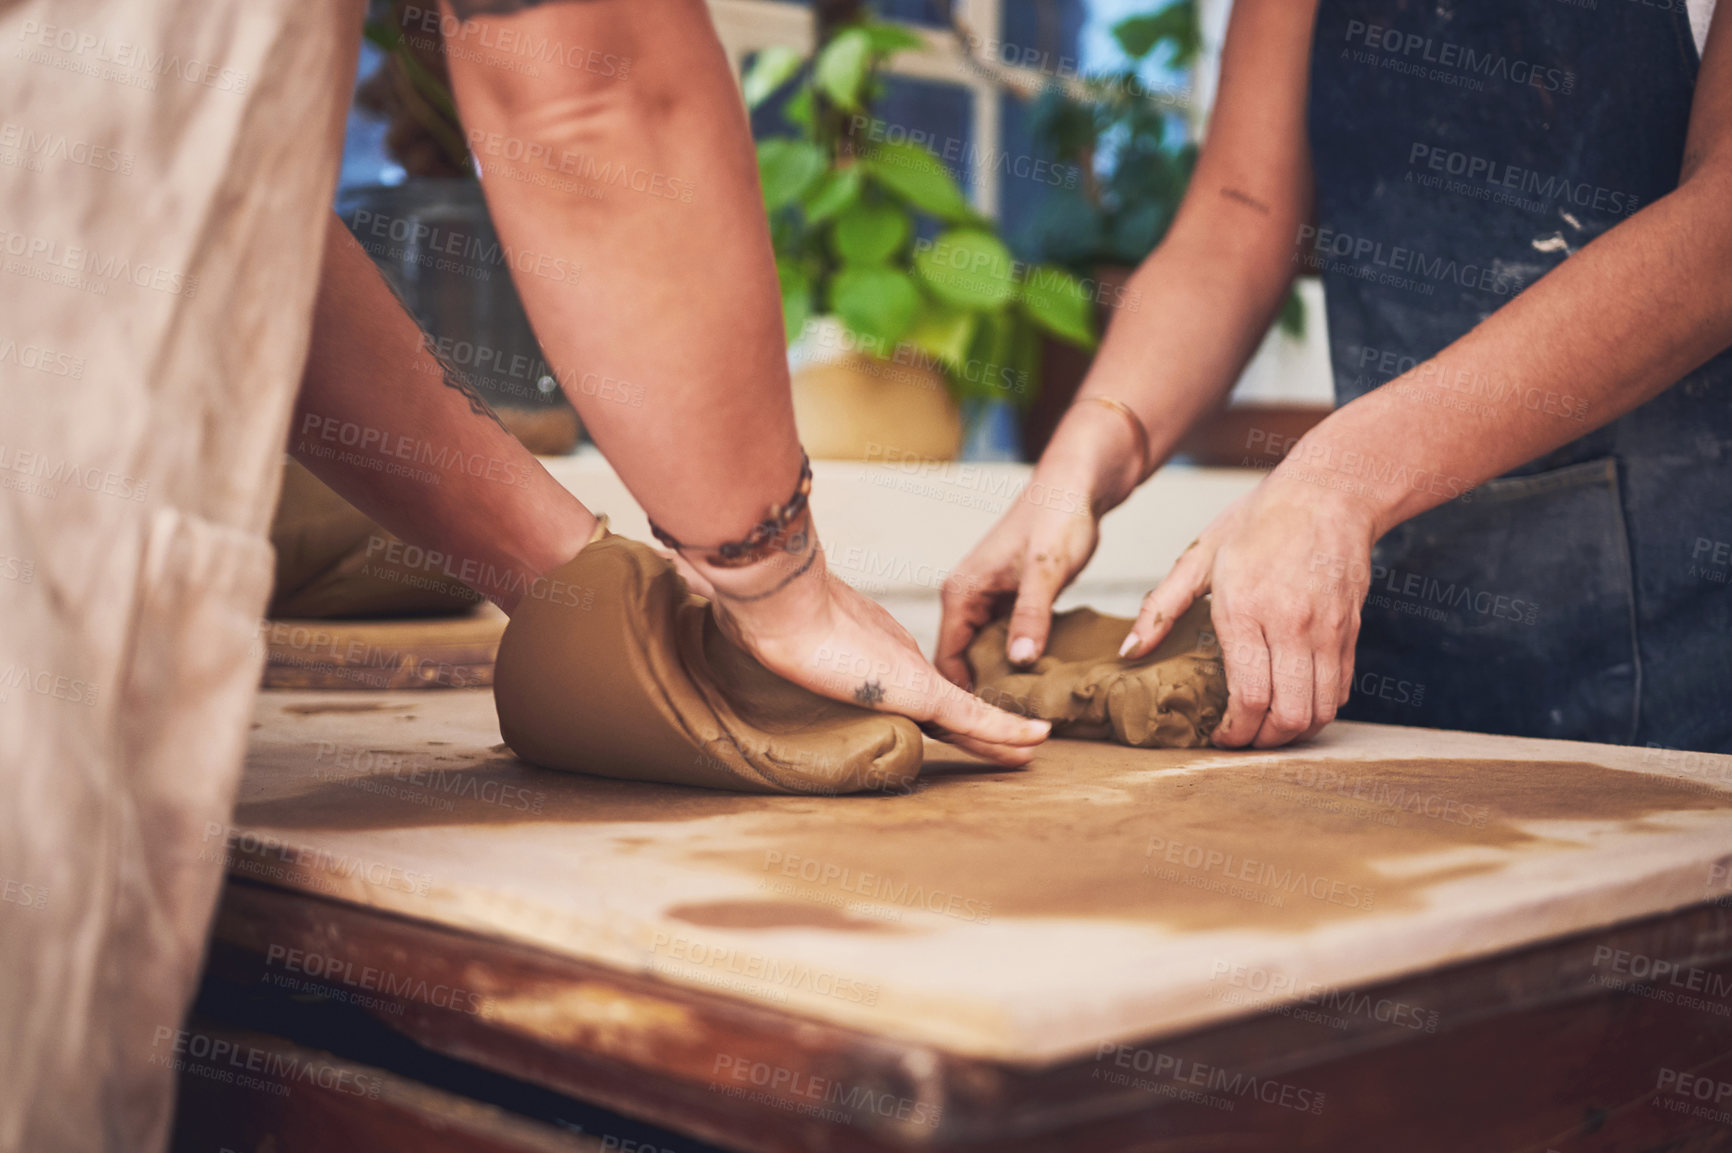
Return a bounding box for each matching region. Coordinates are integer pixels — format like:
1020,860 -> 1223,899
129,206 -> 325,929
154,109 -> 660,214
1007,0 -> 1304,457
747,17 -> 1098,462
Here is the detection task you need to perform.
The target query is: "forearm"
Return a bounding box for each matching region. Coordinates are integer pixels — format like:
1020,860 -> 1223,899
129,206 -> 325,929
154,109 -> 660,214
1285,163 -> 1732,537
1038,213 -> 1301,510
292,218 -> 597,611
439,0 -> 804,550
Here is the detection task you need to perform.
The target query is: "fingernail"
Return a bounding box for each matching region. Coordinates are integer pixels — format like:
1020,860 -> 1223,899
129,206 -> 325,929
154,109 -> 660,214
1117,633 -> 1139,658
1009,637 -> 1037,664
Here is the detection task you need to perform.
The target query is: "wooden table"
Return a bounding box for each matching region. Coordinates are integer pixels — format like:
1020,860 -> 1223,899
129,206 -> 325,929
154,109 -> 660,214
176,688 -> 1732,1153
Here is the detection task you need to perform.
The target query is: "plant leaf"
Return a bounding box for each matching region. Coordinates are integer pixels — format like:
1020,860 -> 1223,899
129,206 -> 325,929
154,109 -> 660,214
776,258 -> 814,344
802,167 -> 862,223
832,201 -> 910,264
1019,264 -> 1096,348
830,265 -> 921,347
862,21 -> 925,56
814,28 -> 873,111
862,141 -> 972,221
905,299 -> 977,370
757,138 -> 826,210
1112,2 -> 1201,66
914,229 -> 1016,310
1278,286 -> 1306,338
743,45 -> 805,109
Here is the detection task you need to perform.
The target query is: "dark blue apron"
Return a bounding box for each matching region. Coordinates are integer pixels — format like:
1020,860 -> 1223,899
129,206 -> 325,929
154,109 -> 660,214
1308,0 -> 1732,752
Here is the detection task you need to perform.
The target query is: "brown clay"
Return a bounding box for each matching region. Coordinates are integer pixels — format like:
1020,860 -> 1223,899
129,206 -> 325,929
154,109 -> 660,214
492,535 -> 923,794
967,601 -> 1227,747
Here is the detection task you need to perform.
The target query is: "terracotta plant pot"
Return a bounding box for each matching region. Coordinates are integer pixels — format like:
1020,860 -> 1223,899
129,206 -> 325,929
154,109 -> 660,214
789,319 -> 963,462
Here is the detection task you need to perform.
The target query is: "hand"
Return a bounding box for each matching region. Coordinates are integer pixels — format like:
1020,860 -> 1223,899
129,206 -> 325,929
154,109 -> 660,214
935,480 -> 1102,689
1121,472 -> 1378,749
704,542 -> 1052,767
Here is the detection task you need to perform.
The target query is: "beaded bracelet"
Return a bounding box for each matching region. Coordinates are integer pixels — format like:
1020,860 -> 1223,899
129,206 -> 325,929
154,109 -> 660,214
649,454 -> 814,569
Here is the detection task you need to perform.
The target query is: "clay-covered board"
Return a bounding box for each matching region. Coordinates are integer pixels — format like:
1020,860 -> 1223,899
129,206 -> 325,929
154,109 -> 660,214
227,689 -> 1732,1064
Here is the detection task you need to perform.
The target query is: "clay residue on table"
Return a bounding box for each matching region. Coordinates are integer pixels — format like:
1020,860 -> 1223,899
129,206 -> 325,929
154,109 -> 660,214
685,753 -> 1732,933
236,735 -> 1732,935
280,701 -> 410,716
667,899 -> 909,934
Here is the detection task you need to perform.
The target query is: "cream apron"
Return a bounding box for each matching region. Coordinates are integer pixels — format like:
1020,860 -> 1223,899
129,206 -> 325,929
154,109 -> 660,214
0,1 -> 359,1149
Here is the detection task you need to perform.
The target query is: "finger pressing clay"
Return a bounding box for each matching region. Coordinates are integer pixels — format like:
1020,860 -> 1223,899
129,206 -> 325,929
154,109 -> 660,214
493,535 -> 924,794
966,602 -> 1226,748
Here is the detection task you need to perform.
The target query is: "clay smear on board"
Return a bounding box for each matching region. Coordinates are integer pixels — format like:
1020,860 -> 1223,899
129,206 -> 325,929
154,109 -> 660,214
681,754 -> 1732,933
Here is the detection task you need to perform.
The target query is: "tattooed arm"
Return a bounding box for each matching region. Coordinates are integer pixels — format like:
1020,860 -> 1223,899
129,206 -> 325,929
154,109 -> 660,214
290,217 -> 597,612
421,0 -> 1047,764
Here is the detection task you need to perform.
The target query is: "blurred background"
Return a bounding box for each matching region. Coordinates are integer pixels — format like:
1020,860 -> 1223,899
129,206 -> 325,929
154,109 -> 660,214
333,0 -> 1333,466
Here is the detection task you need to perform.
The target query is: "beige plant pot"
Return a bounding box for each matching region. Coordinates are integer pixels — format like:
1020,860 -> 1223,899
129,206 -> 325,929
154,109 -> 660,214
789,318 -> 963,462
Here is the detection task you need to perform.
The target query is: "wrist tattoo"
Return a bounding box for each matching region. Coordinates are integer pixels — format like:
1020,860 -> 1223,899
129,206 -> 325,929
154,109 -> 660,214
1221,187 -> 1272,216
709,526 -> 819,604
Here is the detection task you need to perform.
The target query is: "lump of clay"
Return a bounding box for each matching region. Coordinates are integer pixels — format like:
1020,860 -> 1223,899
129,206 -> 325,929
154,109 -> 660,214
493,535 -> 923,795
967,601 -> 1226,748
270,460 -> 480,619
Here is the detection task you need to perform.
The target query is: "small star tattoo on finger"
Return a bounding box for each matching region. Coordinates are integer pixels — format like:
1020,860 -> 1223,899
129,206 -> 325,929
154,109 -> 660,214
854,679 -> 886,706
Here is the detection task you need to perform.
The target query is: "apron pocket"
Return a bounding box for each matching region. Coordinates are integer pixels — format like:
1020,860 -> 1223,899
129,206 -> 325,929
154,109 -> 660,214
1345,457 -> 1638,743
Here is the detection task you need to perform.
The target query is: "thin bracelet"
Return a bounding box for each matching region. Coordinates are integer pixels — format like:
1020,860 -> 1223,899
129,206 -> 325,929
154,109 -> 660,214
648,453 -> 814,569
1079,396 -> 1151,482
